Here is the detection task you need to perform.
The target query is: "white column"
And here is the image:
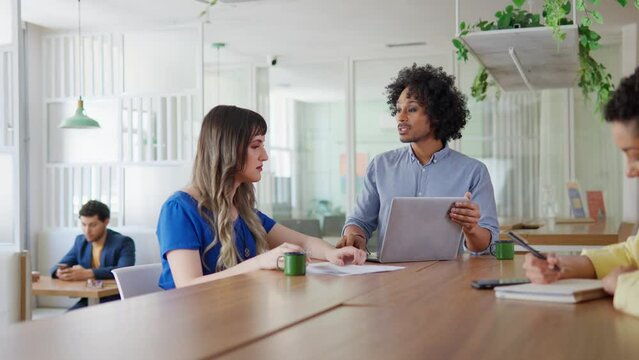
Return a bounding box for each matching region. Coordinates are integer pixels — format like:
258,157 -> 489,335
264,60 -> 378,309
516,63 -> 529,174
622,23 -> 639,222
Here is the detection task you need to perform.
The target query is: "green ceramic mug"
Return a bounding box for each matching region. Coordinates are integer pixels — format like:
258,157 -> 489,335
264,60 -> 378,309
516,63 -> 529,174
490,240 -> 515,260
277,252 -> 306,276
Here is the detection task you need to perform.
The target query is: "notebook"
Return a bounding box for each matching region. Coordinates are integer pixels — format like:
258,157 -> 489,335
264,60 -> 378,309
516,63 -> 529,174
494,279 -> 607,304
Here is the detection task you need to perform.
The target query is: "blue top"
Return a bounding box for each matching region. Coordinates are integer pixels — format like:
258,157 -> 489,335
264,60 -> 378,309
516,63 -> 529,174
344,145 -> 499,253
156,191 -> 277,290
50,229 -> 136,280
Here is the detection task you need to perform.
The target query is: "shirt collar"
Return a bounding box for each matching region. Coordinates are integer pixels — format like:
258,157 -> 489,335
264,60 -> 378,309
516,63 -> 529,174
407,143 -> 451,165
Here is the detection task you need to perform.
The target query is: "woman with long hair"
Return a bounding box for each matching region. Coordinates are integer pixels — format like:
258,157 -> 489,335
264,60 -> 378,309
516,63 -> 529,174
157,105 -> 366,289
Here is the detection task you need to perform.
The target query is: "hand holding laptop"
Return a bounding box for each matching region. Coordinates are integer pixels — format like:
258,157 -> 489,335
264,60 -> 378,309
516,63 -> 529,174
449,192 -> 480,231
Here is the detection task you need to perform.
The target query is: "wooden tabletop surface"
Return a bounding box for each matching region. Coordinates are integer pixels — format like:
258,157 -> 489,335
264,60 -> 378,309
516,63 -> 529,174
219,256 -> 639,360
31,276 -> 119,299
5,257 -> 639,359
499,220 -> 620,245
4,262 -> 431,359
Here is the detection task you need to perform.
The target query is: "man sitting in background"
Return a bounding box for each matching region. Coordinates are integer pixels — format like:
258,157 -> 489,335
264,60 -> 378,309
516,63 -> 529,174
50,200 -> 135,310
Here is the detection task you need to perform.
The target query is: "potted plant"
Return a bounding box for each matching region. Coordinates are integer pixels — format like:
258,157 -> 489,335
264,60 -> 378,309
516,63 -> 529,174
452,0 -> 639,115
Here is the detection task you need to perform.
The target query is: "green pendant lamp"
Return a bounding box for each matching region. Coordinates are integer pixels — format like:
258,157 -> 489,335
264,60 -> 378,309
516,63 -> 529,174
60,0 -> 100,129
60,97 -> 100,128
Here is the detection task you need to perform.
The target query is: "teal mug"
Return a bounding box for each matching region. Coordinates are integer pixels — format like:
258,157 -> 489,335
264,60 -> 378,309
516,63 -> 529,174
277,252 -> 306,276
490,240 -> 515,260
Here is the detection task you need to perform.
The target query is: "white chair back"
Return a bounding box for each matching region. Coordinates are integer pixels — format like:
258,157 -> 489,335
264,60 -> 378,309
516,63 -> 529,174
112,263 -> 163,300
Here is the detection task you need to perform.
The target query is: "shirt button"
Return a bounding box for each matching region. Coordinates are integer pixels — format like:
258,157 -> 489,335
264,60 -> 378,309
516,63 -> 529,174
422,169 -> 425,172
433,159 -> 438,163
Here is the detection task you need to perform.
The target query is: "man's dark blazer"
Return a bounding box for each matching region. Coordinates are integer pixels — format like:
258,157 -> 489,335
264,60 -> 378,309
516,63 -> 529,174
50,229 -> 136,279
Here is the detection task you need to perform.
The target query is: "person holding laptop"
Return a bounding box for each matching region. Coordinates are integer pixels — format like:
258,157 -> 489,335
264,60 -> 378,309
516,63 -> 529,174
523,67 -> 639,317
338,64 -> 499,254
157,105 -> 366,289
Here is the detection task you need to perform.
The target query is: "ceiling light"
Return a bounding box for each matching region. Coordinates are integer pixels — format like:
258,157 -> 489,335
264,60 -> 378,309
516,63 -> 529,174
60,0 -> 100,129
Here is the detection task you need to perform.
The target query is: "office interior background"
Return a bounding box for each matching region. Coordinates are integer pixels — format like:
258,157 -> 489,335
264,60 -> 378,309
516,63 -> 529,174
1,0 -> 638,323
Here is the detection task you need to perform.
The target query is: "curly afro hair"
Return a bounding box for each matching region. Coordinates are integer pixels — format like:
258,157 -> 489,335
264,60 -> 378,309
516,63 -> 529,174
386,63 -> 469,143
605,66 -> 639,128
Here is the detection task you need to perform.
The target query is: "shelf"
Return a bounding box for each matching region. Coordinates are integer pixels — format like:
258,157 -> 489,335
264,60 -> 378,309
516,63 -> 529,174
461,25 -> 579,91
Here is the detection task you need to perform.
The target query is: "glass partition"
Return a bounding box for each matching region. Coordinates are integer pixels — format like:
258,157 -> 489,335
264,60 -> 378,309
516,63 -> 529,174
267,62 -> 346,237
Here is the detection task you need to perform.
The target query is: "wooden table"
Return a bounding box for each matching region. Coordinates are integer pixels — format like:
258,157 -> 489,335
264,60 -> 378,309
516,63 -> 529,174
32,276 -> 119,306
499,220 -> 619,246
4,257 -> 639,359
219,256 -> 639,360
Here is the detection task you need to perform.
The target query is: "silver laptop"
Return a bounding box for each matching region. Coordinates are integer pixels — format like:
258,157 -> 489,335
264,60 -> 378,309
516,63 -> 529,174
368,197 -> 465,263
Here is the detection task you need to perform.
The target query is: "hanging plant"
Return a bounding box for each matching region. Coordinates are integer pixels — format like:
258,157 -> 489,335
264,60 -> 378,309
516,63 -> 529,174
452,0 -> 639,115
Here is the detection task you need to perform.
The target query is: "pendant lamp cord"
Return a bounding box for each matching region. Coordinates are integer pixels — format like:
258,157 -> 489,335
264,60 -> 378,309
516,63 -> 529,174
216,46 -> 220,104
78,0 -> 83,100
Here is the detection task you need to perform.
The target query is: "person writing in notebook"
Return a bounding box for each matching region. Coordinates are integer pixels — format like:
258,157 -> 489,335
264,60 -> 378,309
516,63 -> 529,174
523,67 -> 639,317
51,200 -> 136,310
157,105 -> 366,289
337,64 -> 499,254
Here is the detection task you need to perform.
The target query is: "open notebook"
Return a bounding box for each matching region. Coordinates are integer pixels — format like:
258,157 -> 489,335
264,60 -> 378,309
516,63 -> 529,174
494,279 -> 607,304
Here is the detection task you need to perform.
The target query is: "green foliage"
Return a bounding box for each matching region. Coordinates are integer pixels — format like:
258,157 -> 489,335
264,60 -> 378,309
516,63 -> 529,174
452,0 -> 637,115
543,0 -> 572,41
471,67 -> 489,102
577,25 -> 614,114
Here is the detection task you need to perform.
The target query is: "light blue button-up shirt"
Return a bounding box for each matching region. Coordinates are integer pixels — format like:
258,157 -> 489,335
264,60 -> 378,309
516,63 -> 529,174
344,145 -> 499,253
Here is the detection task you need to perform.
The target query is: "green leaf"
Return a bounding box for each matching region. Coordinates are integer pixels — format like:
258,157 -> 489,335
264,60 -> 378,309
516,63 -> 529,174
580,34 -> 589,46
576,0 -> 586,11
506,5 -> 514,13
587,0 -> 600,4
460,21 -> 467,31
617,0 -> 628,6
513,0 -> 526,7
452,39 -> 463,48
562,1 -> 572,13
591,11 -> 603,24
635,0 -> 639,9
588,30 -> 601,41
531,14 -> 541,25
580,17 -> 592,26
498,13 -> 512,29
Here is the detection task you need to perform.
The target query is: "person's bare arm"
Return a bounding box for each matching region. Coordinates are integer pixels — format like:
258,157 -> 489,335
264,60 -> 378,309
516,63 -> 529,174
523,253 -> 597,284
167,242 -> 303,288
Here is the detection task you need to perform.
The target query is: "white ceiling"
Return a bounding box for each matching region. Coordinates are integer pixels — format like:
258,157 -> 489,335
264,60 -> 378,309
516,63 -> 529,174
22,0 -> 639,64
20,0 -> 639,102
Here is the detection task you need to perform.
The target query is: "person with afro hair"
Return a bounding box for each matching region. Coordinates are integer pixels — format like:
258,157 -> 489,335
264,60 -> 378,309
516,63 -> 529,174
523,67 -> 639,317
337,64 -> 499,255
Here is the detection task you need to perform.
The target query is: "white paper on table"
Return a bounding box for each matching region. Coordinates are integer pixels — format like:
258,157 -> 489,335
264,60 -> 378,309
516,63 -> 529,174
306,263 -> 404,276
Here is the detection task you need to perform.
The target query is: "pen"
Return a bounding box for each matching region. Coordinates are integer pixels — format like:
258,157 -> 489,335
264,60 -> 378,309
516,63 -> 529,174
506,231 -> 561,272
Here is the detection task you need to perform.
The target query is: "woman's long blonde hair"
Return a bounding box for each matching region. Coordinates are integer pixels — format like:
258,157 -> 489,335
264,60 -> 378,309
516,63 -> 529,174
192,105 -> 269,271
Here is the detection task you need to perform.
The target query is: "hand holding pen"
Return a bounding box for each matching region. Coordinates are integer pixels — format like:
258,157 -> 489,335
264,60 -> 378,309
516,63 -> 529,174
508,231 -> 563,284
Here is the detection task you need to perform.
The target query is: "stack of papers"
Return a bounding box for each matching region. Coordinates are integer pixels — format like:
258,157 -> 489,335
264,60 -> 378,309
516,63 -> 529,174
306,263 -> 404,276
494,279 -> 607,304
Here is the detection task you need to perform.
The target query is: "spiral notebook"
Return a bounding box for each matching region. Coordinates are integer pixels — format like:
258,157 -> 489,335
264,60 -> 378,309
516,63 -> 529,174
494,279 -> 607,304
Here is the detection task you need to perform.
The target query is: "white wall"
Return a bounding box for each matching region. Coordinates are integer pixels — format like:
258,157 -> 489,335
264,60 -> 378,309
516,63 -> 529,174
0,0 -> 12,46
124,27 -> 199,94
